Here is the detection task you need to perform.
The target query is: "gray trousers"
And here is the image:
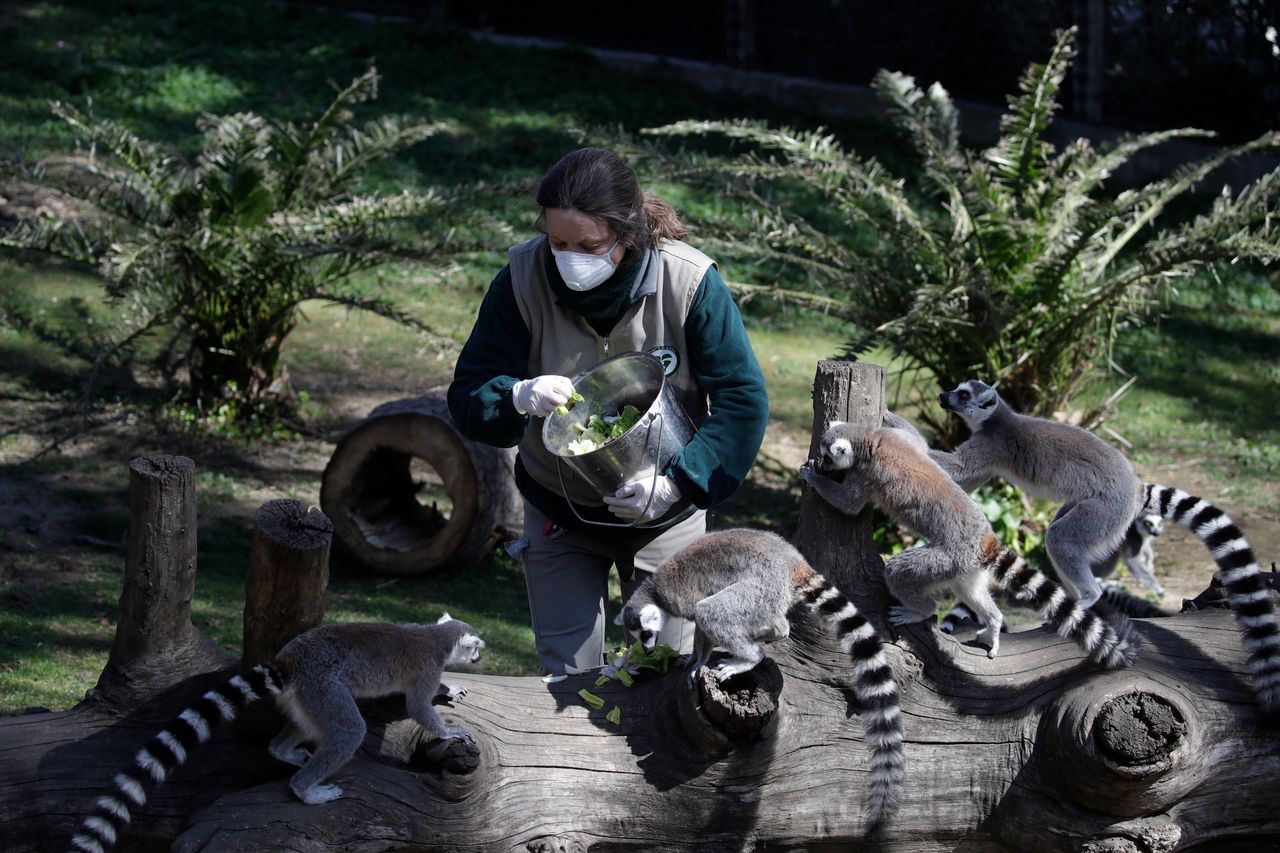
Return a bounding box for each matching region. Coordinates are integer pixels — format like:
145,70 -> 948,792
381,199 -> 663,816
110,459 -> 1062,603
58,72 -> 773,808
516,500 -> 706,676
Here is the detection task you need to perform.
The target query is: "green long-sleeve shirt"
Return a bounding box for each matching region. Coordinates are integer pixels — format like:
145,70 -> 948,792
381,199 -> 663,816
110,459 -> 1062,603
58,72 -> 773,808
448,257 -> 768,526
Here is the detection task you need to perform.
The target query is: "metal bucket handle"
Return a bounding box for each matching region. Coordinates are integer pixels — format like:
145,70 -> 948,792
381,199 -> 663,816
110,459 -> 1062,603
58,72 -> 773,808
554,409 -> 672,529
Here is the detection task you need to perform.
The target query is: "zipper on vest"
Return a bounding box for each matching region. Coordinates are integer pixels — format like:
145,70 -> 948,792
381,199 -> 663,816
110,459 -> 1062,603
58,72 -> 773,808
601,336 -> 610,358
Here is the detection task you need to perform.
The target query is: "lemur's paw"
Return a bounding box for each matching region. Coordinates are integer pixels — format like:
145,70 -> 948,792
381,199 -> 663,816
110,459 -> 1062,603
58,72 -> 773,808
443,683 -> 468,700
796,461 -> 820,485
297,783 -> 343,805
889,605 -> 929,626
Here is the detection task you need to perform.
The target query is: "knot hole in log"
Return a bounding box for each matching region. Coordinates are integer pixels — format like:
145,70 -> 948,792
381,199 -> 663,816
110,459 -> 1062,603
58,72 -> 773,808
676,658 -> 784,755
1094,693 -> 1188,773
1041,675 -> 1204,818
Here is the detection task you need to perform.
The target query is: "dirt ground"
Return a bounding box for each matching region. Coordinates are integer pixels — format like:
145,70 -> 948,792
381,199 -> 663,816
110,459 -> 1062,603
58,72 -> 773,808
1,386 -> 1276,619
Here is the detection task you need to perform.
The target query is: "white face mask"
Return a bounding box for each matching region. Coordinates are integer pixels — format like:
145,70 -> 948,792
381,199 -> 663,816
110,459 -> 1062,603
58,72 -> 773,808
552,240 -> 619,291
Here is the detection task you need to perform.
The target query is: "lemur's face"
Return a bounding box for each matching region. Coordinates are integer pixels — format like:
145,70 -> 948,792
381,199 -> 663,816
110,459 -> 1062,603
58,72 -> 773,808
938,380 -> 999,428
619,603 -> 666,653
815,422 -> 871,477
1136,513 -> 1164,537
449,631 -> 486,666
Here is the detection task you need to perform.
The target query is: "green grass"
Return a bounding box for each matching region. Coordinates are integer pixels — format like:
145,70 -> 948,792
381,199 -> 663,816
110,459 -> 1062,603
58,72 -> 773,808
1084,270 -> 1280,512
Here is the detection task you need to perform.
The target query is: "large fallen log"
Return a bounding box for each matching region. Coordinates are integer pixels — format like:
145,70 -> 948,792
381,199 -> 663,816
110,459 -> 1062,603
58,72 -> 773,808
3,365 -> 1278,852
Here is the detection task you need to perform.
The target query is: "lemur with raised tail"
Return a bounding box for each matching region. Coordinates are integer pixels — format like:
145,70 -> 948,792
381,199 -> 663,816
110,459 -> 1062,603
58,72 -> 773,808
942,511 -> 1167,632
932,379 -> 1279,715
941,583 -> 1165,634
617,528 -> 903,833
798,415 -> 1139,669
68,615 -> 483,853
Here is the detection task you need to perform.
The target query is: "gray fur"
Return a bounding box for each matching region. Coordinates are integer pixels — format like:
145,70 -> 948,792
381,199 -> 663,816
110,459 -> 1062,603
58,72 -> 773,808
67,617 -> 482,852
801,417 -> 1138,669
617,528 -> 904,833
1091,512 -> 1165,597
800,417 -> 1006,656
935,379 -> 1280,716
932,380 -> 1142,609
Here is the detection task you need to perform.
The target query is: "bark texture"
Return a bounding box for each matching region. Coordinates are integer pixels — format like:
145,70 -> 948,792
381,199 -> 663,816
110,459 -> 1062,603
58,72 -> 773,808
320,390 -> 522,575
242,498 -> 333,665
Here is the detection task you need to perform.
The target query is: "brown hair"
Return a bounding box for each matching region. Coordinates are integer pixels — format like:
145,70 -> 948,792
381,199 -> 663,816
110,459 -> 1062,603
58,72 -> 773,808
535,147 -> 688,249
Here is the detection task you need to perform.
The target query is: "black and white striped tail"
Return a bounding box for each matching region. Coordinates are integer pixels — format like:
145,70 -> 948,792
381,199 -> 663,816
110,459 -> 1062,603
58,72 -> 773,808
797,575 -> 903,834
989,550 -> 1139,669
939,603 -> 980,634
1143,483 -> 1280,715
68,665 -> 283,853
1096,586 -> 1168,620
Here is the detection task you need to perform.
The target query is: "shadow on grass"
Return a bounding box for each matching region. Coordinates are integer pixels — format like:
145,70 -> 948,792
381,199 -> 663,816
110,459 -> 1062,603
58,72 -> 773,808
1117,306 -> 1280,437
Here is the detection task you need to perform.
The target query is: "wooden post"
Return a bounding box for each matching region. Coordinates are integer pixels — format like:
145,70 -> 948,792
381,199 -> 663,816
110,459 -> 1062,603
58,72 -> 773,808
96,455 -> 232,705
242,499 -> 333,665
793,360 -> 886,597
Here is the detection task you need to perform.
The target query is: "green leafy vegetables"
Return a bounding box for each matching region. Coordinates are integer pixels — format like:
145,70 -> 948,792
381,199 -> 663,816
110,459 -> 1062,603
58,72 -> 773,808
564,404 -> 643,456
553,391 -> 585,417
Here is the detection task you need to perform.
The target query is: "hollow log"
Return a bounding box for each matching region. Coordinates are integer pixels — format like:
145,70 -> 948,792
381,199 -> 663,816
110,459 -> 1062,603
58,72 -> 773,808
4,370 -> 1280,852
320,390 -> 522,575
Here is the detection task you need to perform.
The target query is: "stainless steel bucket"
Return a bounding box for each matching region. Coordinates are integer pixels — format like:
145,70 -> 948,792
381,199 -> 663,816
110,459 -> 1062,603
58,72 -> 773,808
541,352 -> 696,528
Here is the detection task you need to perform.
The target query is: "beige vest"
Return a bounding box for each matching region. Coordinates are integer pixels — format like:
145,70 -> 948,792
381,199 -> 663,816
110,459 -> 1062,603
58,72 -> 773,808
509,236 -> 713,506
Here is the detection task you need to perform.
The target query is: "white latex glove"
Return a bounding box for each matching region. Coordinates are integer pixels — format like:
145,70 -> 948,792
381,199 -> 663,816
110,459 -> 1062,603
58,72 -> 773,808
512,375 -> 575,417
603,469 -> 682,522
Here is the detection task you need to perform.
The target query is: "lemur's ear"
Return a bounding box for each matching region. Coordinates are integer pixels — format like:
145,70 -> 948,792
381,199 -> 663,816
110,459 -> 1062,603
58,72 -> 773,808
976,384 -> 998,408
437,612 -> 454,624
612,610 -> 625,626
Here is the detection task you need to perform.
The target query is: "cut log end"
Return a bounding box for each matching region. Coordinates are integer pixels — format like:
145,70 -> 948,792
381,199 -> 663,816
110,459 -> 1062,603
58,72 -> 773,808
254,499 -> 333,551
128,454 -> 195,482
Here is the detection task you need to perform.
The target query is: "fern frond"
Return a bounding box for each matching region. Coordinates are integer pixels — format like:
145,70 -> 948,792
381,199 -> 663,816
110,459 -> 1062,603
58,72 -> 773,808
1090,130 -> 1280,277
277,67 -> 380,204
50,101 -> 180,205
0,217 -> 101,265
984,27 -> 1075,202
311,116 -> 450,197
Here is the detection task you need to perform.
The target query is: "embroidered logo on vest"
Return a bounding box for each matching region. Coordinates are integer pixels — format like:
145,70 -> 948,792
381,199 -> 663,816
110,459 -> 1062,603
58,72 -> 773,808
647,346 -> 679,376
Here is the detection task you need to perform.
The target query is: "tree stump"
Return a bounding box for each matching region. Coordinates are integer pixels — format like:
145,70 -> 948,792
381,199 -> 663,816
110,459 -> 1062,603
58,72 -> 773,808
320,390 -> 522,575
95,455 -> 234,707
242,498 -> 333,665
794,360 -> 887,599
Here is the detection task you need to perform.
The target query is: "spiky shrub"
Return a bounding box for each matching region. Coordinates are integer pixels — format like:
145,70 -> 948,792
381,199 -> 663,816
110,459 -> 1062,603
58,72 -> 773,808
640,27 -> 1280,442
2,68 -> 503,415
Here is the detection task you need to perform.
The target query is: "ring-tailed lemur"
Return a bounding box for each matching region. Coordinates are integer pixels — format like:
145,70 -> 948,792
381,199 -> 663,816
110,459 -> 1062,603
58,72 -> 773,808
616,528 -> 903,833
798,416 -> 1138,669
68,615 -> 483,853
1092,512 -> 1165,597
942,512 -> 1167,632
941,584 -> 1166,634
932,379 -> 1279,715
